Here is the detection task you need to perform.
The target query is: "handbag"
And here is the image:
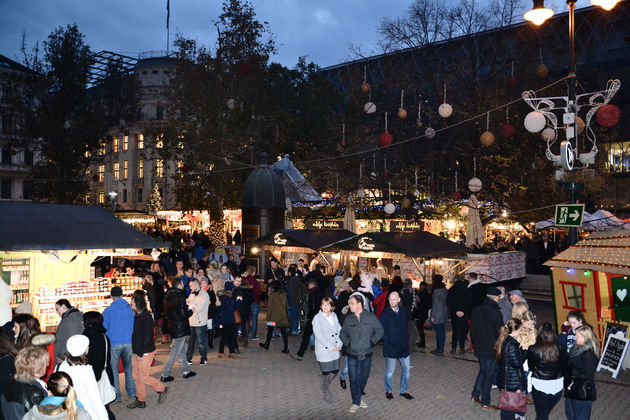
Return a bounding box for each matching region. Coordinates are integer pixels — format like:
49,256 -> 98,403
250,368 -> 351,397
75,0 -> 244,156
565,377 -> 595,401
498,390 -> 527,413
233,309 -> 242,325
97,335 -> 117,404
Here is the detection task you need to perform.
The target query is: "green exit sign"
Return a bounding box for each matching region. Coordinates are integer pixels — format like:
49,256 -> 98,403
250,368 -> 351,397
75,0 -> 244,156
555,204 -> 585,227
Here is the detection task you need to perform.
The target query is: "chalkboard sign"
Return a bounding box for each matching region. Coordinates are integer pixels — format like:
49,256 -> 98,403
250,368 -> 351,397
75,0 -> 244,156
603,322 -> 628,350
597,331 -> 630,379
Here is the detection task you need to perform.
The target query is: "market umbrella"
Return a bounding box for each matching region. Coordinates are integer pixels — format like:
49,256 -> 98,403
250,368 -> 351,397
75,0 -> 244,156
466,194 -> 484,247
344,197 -> 357,233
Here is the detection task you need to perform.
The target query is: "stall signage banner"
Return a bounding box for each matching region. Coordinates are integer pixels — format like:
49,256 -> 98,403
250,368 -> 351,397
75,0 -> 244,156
305,219 -> 343,230
554,204 -> 585,227
273,233 -> 288,246
389,220 -> 424,232
597,331 -> 630,379
358,237 -> 376,252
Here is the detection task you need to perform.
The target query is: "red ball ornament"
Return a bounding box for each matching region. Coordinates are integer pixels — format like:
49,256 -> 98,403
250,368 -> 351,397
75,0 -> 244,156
596,104 -> 621,128
341,140 -> 347,147
182,164 -> 190,174
379,132 -> 393,147
501,123 -> 515,138
508,77 -> 517,87
452,191 -> 462,201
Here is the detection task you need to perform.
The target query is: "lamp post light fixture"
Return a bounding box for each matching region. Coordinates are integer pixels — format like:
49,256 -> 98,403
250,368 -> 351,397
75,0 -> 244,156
523,0 -> 554,26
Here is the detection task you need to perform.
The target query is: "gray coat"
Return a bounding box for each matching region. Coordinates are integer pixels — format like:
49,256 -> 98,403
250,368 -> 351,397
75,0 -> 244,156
54,308 -> 84,360
340,310 -> 384,360
431,288 -> 448,324
497,297 -> 513,324
312,311 -> 342,363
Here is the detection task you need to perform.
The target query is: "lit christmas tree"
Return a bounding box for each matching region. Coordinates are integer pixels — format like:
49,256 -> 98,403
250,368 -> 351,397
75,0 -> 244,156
146,184 -> 163,214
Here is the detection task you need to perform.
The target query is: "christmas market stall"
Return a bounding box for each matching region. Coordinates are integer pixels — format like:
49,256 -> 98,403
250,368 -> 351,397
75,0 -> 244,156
0,202 -> 165,330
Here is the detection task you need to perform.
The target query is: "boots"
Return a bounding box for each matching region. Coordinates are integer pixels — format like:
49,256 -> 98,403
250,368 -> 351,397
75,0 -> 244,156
207,330 -> 214,349
259,340 -> 270,350
321,374 -> 335,404
281,333 -> 289,353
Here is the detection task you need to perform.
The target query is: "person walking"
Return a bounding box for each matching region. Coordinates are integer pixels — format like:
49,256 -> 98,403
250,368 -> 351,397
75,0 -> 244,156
527,323 -> 565,420
379,291 -> 414,401
160,277 -> 196,381
564,326 -> 598,420
186,278 -> 210,365
495,318 -> 527,420
447,274 -> 472,355
245,266 -> 262,340
102,286 -> 137,403
216,290 -> 242,359
287,266 -> 307,336
340,293 -> 384,413
54,299 -> 84,363
312,297 -> 342,404
414,281 -> 431,349
128,290 -> 168,409
296,278 -> 324,360
430,275 -> 448,355
258,280 -> 290,353
470,287 -> 504,410
399,279 -> 419,352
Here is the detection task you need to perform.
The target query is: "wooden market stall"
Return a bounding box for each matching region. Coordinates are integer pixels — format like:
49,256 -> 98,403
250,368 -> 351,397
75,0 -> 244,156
0,202 -> 165,330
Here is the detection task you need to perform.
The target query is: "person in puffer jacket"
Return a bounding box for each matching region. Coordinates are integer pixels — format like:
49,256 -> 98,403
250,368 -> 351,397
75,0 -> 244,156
495,318 -> 527,420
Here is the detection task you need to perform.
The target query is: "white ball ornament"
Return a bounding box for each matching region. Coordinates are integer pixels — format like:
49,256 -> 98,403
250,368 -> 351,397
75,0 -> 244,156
438,103 -> 453,118
524,111 -> 546,133
384,203 -> 396,214
364,102 -> 376,114
425,127 -> 436,139
468,177 -> 482,193
541,128 -> 555,142
227,99 -> 236,110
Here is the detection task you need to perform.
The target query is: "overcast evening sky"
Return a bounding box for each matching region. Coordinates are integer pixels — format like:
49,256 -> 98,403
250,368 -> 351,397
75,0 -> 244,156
0,0 -> 577,69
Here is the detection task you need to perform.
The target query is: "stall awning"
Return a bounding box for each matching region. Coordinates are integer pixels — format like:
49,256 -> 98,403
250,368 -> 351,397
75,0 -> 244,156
321,231 -> 468,259
254,229 -> 356,253
0,202 -> 165,251
545,229 -> 630,275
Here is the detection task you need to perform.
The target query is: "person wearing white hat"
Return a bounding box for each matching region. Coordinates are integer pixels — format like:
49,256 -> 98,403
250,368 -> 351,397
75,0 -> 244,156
59,334 -> 108,420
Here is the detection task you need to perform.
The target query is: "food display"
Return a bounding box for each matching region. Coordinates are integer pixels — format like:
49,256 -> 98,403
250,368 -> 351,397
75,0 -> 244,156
1,258 -> 31,307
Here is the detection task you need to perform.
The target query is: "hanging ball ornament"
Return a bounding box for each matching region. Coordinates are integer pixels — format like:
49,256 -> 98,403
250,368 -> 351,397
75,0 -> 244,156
361,82 -> 371,93
501,123 -> 515,138
379,132 -> 393,147
401,197 -> 411,208
452,191 -> 462,201
227,98 -> 236,110
364,102 -> 376,114
596,104 -> 621,127
524,111 -> 546,133
398,108 -> 408,119
536,63 -> 549,78
438,103 -> 453,118
416,119 -> 423,128
341,140 -> 347,147
480,130 -> 495,147
468,177 -> 482,193
577,117 -> 585,135
508,77 -> 517,87
425,127 -> 436,139
384,203 -> 396,215
541,127 -> 555,142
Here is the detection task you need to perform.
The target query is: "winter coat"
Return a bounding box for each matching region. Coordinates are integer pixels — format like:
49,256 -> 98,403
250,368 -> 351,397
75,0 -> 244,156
216,295 -> 241,326
431,288 -> 448,324
59,361 -> 108,420
54,308 -> 84,360
335,291 -> 350,324
102,298 -> 134,346
447,280 -> 473,318
23,400 -> 92,420
379,306 -> 410,359
497,335 -> 527,392
163,288 -> 193,338
312,311 -> 342,363
468,281 -> 486,310
206,289 -> 216,320
416,288 -> 431,320
142,282 -> 156,313
373,286 -> 389,317
82,323 -> 114,383
287,274 -> 307,307
470,297 -> 504,359
399,287 -> 418,318
246,275 -> 262,303
306,287 -> 324,320
566,345 -> 598,401
236,286 -> 253,321
132,309 -> 156,357
340,310 -> 384,360
187,288 -> 210,327
150,272 -> 167,317
0,353 -> 15,393
0,378 -> 46,420
527,343 -> 565,381
497,297 -> 512,324
266,290 -> 289,327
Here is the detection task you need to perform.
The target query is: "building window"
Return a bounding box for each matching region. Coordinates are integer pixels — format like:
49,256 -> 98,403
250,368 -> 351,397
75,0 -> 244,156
22,181 -> 32,200
123,136 -> 129,151
23,150 -> 33,166
113,161 -> 120,179
606,142 -> 630,173
137,134 -> 144,149
138,188 -> 143,202
1,179 -> 11,199
1,146 -> 11,164
560,281 -> 586,312
86,167 -> 90,177
85,192 -> 90,204
138,159 -> 144,179
113,137 -> 119,153
98,141 -> 105,156
98,164 -> 105,182
156,159 -> 164,177
156,107 -> 164,120
123,160 -> 128,179
98,191 -> 104,204
122,189 -> 127,203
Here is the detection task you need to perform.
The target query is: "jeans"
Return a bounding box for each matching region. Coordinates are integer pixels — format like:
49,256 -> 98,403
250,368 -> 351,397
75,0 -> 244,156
531,387 -> 562,420
287,305 -> 300,334
565,397 -> 592,420
161,336 -> 192,377
110,343 -> 136,400
296,319 -> 314,357
186,326 -> 208,362
219,323 -> 238,354
340,356 -> 349,380
250,302 -> 260,337
384,356 -> 410,394
347,356 -> 372,406
471,356 -> 498,406
451,316 -> 469,350
434,323 -> 445,352
416,317 -> 427,347
132,351 -> 165,402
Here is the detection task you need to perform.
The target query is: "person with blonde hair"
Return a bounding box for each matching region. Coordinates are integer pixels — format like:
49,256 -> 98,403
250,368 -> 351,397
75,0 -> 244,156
565,325 -> 599,420
23,371 -> 91,420
495,318 -> 527,420
0,346 -> 48,419
510,302 -> 529,321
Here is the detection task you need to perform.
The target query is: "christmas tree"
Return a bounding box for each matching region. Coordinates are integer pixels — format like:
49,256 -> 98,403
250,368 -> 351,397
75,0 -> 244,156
146,184 -> 163,213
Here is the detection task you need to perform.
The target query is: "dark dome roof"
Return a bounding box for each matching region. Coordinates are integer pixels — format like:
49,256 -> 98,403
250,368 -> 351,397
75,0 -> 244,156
241,154 -> 286,209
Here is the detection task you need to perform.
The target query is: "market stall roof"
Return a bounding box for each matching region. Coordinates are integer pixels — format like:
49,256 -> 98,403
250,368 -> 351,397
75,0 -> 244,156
0,202 -> 164,251
321,231 -> 468,259
545,229 -> 630,275
254,229 -> 356,252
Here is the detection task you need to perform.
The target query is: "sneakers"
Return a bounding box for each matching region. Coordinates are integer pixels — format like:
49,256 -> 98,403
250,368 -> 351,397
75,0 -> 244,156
127,399 -> 146,409
359,400 -> 368,408
183,371 -> 196,379
250,336 -> 259,340
200,360 -> 207,366
186,359 -> 192,364
348,404 -> 359,413
157,387 -> 168,405
160,376 -> 174,382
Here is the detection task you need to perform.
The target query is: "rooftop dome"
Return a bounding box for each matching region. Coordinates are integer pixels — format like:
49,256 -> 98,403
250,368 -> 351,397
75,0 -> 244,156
241,153 -> 286,209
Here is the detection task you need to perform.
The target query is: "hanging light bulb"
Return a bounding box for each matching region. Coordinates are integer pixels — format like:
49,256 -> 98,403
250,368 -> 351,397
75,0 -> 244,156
591,0 -> 620,11
524,0 -> 554,25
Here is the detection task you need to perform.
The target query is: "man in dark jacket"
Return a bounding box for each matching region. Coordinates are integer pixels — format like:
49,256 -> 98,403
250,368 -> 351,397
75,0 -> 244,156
160,277 -> 196,382
286,266 -> 307,335
296,279 -> 324,359
447,274 -> 473,355
54,299 -> 84,362
379,291 -> 414,400
340,293 -> 384,413
469,287 -> 503,409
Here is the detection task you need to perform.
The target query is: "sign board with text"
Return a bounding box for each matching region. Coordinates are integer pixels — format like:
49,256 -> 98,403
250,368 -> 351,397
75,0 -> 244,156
597,331 -> 630,379
554,204 -> 585,227
304,219 -> 343,230
389,220 -> 424,232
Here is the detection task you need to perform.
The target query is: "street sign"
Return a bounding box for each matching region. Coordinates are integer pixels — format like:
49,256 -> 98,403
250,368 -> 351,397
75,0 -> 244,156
555,204 -> 585,227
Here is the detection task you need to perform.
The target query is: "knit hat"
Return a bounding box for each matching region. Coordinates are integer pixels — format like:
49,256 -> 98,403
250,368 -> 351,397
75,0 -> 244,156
66,334 -> 89,357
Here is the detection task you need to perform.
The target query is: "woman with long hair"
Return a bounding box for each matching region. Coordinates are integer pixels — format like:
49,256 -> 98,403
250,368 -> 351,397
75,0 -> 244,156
527,322 -> 565,420
0,346 -> 48,419
565,325 -> 599,420
495,318 -> 527,420
430,275 -> 448,355
23,371 -> 91,420
510,302 -> 529,321
558,310 -> 587,353
258,280 -> 290,354
13,313 -> 56,380
129,290 -> 168,409
0,327 -> 17,391
312,297 -> 342,404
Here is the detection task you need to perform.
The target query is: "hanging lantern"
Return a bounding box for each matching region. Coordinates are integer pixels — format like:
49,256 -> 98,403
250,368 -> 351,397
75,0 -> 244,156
541,127 -> 555,142
480,131 -> 495,146
364,102 -> 376,114
227,98 -> 236,110
401,197 -> 411,208
536,63 -> 549,78
361,82 -> 371,93
596,104 -> 621,127
524,111 -> 546,133
398,108 -> 408,119
438,103 -> 453,118
468,177 -> 482,192
416,120 -> 423,128
425,127 -> 436,139
380,132 -> 393,147
384,203 -> 396,214
501,123 -> 515,138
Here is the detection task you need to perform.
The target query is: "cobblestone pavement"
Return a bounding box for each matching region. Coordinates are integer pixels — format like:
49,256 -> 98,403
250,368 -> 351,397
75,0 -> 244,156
109,323 -> 630,420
